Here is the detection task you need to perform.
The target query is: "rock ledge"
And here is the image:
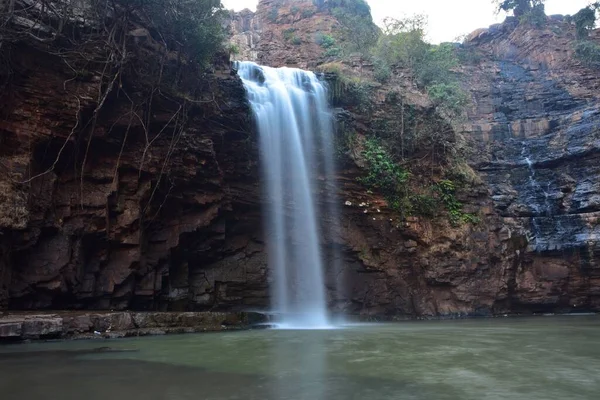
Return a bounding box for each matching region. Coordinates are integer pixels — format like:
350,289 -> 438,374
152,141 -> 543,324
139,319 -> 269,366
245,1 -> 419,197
0,311 -> 267,341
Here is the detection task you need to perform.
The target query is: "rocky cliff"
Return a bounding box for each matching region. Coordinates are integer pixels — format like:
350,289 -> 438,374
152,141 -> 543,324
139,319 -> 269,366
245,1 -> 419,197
229,0 -> 341,68
1,0 -> 600,318
0,0 -> 268,312
226,2 -> 600,316
461,16 -> 600,312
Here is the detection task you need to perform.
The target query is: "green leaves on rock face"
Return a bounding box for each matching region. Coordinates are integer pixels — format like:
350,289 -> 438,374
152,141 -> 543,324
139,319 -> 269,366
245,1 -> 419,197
358,137 -> 410,200
434,180 -> 479,226
428,82 -> 470,117
357,139 -> 477,225
574,40 -> 600,68
316,33 -> 337,49
374,17 -> 468,119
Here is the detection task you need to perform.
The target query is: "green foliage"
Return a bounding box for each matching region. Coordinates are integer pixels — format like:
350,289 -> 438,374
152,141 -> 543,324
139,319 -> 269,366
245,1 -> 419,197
574,4 -> 599,40
356,142 -> 479,224
283,28 -> 302,45
344,79 -> 372,112
227,43 -> 240,56
495,0 -> 547,27
358,137 -> 410,207
434,180 -> 479,226
327,0 -> 372,16
324,47 -> 342,57
456,46 -> 484,64
329,0 -> 379,54
283,28 -> 298,41
137,0 -> 226,67
375,18 -> 459,85
316,33 -> 337,48
574,40 -> 600,68
564,15 -> 574,25
316,32 -> 340,56
519,2 -> 547,27
373,59 -> 391,83
268,5 -> 279,22
291,5 -> 300,14
334,126 -> 358,163
384,90 -> 400,104
417,43 -> 460,87
374,17 -> 468,118
495,0 -> 544,17
410,193 -> 439,218
302,9 -> 316,19
319,63 -> 372,111
428,82 -> 469,117
376,16 -> 429,72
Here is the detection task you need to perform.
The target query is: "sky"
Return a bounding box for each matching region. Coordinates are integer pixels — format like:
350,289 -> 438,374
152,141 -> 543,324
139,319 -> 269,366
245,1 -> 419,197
222,0 -> 592,43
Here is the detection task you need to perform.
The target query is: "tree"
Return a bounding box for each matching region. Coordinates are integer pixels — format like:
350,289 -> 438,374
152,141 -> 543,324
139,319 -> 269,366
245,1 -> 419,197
329,0 -> 379,54
574,3 -> 600,40
494,0 -> 544,17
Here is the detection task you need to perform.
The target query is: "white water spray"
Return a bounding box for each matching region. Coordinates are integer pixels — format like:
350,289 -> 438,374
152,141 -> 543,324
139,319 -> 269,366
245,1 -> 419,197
236,61 -> 338,329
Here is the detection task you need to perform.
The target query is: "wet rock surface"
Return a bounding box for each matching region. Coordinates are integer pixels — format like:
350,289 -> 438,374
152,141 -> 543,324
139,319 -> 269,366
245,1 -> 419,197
462,18 -> 600,310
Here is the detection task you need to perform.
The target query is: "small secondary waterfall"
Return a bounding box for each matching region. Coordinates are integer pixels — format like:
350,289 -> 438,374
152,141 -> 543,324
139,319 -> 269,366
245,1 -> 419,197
522,143 -> 560,252
236,61 -> 338,328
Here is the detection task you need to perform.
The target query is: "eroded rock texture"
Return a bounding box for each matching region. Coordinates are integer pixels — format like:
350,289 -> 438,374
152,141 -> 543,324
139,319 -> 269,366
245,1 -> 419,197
227,2 -> 600,316
0,0 -> 268,312
462,17 -> 600,311
2,0 -> 600,318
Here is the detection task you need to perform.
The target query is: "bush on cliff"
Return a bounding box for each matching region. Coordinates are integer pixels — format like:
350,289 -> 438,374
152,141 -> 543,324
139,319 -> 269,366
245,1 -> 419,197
574,40 -> 600,68
357,138 -> 478,224
358,137 -> 410,201
374,16 -> 468,119
326,0 -> 380,54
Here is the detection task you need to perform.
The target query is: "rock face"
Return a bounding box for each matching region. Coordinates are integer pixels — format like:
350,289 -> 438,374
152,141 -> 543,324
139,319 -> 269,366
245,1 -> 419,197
2,0 -> 600,318
229,0 -> 339,68
229,8 -> 262,62
461,17 -> 600,311
0,0 -> 269,312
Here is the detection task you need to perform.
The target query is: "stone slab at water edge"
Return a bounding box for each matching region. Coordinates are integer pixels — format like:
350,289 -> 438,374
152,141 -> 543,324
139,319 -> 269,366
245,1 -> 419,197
0,312 -> 267,341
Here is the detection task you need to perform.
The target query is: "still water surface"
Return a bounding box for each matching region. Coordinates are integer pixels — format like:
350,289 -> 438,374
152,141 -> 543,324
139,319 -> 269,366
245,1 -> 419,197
1,316 -> 599,400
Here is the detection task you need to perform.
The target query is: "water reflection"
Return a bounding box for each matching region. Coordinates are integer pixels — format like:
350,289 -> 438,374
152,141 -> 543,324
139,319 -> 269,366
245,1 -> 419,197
1,317 -> 600,400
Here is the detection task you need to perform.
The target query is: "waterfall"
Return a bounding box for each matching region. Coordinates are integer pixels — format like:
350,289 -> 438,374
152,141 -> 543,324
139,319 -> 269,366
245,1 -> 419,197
236,61 -> 338,329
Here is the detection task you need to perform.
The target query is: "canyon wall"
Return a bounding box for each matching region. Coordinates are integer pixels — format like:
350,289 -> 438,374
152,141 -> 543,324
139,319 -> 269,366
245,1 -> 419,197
0,0 -> 269,312
1,0 -> 600,317
461,17 -> 600,312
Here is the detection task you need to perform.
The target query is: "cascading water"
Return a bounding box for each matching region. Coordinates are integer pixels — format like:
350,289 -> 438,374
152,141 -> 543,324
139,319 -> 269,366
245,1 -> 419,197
522,143 -> 558,252
236,61 -> 338,329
